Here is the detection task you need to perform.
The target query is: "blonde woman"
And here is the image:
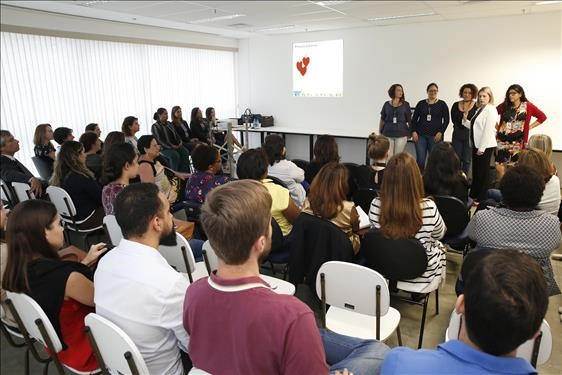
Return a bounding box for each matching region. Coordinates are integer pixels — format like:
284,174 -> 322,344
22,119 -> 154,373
528,134 -> 556,175
33,123 -> 57,161
470,87 -> 499,203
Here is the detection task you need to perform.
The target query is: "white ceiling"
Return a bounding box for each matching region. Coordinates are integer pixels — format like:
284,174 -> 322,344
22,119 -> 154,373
2,1 -> 561,38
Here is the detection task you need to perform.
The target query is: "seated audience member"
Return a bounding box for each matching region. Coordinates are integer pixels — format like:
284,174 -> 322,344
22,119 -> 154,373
517,149 -> 560,215
368,153 -> 447,293
183,180 -> 389,374
122,116 -> 140,152
152,107 -> 190,172
79,131 -> 103,180
137,135 -> 202,257
171,106 -> 197,152
2,200 -> 107,372
0,130 -> 45,197
423,142 -> 469,204
33,123 -> 57,161
101,143 -> 139,215
528,134 -> 557,174
263,134 -> 306,207
236,148 -> 300,237
302,162 -> 361,253
305,134 -> 340,184
185,144 -> 231,204
357,133 -> 389,189
94,183 -> 190,375
206,107 -> 243,150
467,165 -> 561,295
101,131 -> 125,160
0,205 -> 15,326
381,249 -> 548,374
53,127 -> 75,148
85,123 -> 103,154
50,141 -> 104,230
189,107 -> 211,144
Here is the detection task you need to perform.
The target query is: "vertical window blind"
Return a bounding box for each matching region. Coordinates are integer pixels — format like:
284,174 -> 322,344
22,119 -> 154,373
1,31 -> 237,174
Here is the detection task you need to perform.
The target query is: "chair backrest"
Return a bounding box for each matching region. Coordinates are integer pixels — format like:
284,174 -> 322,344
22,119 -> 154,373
266,175 -> 288,189
46,186 -> 77,219
0,179 -> 15,206
11,182 -> 35,202
183,200 -> 203,222
315,261 -> 390,316
6,291 -> 63,352
31,156 -> 54,181
103,215 -> 123,247
291,159 -> 309,171
352,188 -> 378,214
361,230 -> 428,280
432,195 -> 469,237
84,313 -> 150,375
158,232 -> 196,274
445,311 -> 552,366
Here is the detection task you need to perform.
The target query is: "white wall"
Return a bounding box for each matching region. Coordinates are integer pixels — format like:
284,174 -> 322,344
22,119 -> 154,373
238,11 -> 562,151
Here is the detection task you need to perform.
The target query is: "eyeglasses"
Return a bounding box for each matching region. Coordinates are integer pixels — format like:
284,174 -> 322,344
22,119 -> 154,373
428,89 -> 438,93
508,91 -> 519,96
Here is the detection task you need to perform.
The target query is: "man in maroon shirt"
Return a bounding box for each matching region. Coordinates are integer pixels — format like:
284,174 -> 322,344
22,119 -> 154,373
183,180 -> 389,374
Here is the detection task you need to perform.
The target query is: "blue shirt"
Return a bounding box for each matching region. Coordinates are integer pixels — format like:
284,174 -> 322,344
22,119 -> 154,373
381,340 -> 536,375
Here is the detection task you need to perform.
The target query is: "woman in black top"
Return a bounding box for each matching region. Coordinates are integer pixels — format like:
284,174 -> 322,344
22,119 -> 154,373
49,141 -> 104,230
33,124 -> 57,161
423,142 -> 469,204
152,108 -> 191,172
79,131 -> 103,180
171,106 -> 198,152
190,107 -> 211,144
305,135 -> 340,184
357,134 -> 389,190
451,83 -> 478,175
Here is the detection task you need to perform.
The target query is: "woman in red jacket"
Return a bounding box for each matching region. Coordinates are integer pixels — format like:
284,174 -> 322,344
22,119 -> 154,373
496,84 -> 547,163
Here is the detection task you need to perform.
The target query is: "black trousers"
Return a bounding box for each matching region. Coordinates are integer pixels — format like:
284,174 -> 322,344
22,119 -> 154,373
470,147 -> 494,201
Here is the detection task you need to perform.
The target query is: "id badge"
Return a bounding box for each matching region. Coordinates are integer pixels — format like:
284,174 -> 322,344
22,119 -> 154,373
426,114 -> 432,121
393,117 -> 397,124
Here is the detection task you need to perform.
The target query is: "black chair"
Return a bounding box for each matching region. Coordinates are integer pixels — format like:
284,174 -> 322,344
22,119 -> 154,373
352,188 -> 378,214
261,218 -> 288,278
267,175 -> 288,189
31,156 -> 53,181
291,159 -> 309,171
432,195 -> 470,253
181,200 -> 206,241
361,229 -> 438,349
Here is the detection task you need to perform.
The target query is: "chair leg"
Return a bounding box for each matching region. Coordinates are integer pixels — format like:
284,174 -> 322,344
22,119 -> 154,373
25,347 -> 30,375
435,289 -> 439,315
396,325 -> 402,346
418,294 -> 429,349
43,360 -> 50,375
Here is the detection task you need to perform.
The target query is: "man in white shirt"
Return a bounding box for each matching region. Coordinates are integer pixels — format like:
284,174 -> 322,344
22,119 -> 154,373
94,183 -> 190,375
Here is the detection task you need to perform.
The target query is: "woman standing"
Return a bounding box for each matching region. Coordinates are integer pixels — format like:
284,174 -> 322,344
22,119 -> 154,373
379,84 -> 412,156
451,84 -> 478,174
411,83 -> 450,170
33,123 -> 57,161
470,87 -> 499,202
122,116 -> 140,152
496,84 -> 547,163
152,108 -> 190,172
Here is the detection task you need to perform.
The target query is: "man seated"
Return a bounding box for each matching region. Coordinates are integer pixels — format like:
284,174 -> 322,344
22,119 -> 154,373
0,130 -> 45,197
183,179 -> 389,375
381,249 -> 549,374
94,183 -> 190,375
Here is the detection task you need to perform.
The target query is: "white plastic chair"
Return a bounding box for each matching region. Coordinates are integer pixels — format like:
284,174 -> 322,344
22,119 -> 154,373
103,215 -> 123,247
84,313 -> 150,375
11,182 -> 35,202
445,310 -> 552,367
158,232 -> 197,283
315,261 -> 402,343
5,291 -> 99,374
201,241 -> 296,295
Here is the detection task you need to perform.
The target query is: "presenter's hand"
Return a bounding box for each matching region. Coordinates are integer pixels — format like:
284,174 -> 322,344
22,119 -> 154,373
434,132 -> 443,142
411,132 -> 419,142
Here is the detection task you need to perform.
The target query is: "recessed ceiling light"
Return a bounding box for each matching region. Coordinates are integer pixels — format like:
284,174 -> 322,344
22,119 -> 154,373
79,0 -> 108,7
190,14 -> 245,24
258,25 -> 296,32
315,1 -> 349,5
368,12 -> 435,21
535,0 -> 562,4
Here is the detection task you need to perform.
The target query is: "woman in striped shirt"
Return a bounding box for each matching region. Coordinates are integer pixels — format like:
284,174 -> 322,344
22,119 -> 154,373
368,152 -> 447,293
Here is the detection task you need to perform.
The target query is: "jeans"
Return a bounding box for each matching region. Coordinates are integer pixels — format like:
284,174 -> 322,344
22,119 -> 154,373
414,134 -> 438,170
319,328 -> 390,375
188,239 -> 204,262
161,146 -> 191,173
452,137 -> 471,175
387,136 -> 408,157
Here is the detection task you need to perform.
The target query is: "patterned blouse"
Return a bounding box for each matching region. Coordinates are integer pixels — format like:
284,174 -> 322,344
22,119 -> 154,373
34,143 -> 56,158
102,183 -> 126,215
185,171 -> 231,203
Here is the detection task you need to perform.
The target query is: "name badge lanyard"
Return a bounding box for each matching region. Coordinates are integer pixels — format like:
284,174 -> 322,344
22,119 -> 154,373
393,107 -> 397,124
426,102 -> 432,122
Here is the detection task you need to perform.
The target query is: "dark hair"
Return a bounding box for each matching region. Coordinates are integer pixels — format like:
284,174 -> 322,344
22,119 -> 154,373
387,84 -> 405,102
313,135 -> 340,165
53,127 -> 73,145
101,143 -> 137,185
263,134 -> 285,166
137,135 -> 155,155
236,148 -> 268,180
50,141 -> 93,186
190,107 -> 201,124
85,123 -> 98,132
462,249 -> 548,356
122,116 -> 138,136
499,165 -> 545,210
205,107 -> 215,119
503,84 -> 528,109
423,143 -> 462,196
426,82 -> 438,92
367,133 -> 390,160
102,131 -> 125,158
79,131 -> 99,153
171,106 -> 182,125
114,183 -> 164,239
2,200 -> 59,292
153,107 -> 167,121
459,83 -> 478,99
192,144 -> 219,172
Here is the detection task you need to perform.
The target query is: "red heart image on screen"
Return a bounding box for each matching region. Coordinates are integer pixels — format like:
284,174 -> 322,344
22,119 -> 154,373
296,56 -> 310,76
302,56 -> 310,67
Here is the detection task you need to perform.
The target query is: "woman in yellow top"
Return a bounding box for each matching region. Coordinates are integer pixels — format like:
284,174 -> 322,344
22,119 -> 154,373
302,162 -> 360,253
